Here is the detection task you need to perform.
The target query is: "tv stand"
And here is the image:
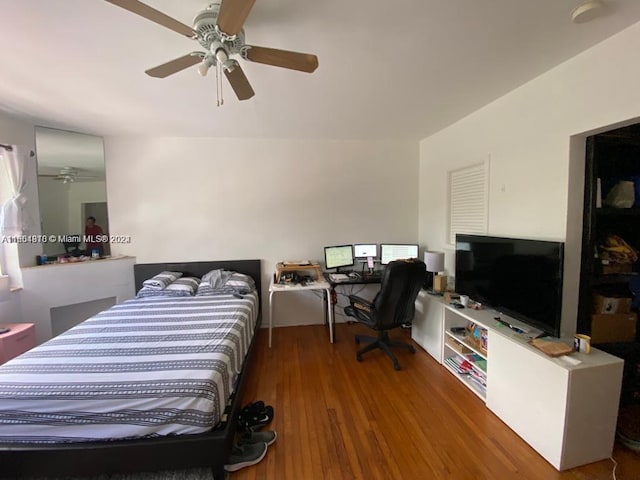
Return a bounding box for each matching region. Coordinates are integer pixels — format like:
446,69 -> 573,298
412,294 -> 624,471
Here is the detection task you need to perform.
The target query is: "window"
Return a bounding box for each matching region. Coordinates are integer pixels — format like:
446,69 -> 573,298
448,161 -> 489,245
0,149 -> 10,275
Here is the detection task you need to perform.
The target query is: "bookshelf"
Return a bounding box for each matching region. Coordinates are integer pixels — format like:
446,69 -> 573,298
442,331 -> 487,400
441,307 -> 493,400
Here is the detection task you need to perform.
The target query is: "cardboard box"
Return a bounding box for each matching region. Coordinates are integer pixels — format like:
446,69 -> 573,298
593,293 -> 632,314
601,263 -> 633,275
445,336 -> 472,355
591,313 -> 637,344
467,323 -> 488,355
433,275 -> 447,293
444,292 -> 460,303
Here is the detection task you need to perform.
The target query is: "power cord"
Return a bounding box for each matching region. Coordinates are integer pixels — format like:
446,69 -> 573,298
610,455 -> 618,480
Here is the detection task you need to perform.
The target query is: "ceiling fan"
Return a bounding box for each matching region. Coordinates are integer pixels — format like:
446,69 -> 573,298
105,0 -> 319,101
39,167 -> 97,184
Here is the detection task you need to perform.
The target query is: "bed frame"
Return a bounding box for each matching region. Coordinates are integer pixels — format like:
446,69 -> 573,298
0,259 -> 262,480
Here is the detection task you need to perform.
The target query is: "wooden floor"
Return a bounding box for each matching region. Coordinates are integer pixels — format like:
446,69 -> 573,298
234,324 -> 640,480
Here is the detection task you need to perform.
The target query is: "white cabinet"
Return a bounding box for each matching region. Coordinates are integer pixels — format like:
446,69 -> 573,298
487,331 -> 623,470
411,291 -> 444,363
441,304 -> 624,471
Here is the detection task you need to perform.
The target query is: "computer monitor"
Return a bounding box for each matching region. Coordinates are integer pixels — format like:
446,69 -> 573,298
354,244 -> 377,259
324,245 -> 355,270
380,244 -> 419,265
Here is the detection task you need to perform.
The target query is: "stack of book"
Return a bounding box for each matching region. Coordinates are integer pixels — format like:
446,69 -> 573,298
445,353 -> 487,393
445,355 -> 473,374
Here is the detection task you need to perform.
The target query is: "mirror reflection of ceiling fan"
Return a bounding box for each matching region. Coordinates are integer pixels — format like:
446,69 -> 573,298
39,167 -> 97,184
104,0 -> 319,102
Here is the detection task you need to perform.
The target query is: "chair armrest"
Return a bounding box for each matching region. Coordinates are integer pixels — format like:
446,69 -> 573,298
348,295 -> 374,312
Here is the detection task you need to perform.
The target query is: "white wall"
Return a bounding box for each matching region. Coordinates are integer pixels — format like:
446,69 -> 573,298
418,22 -> 640,337
105,137 -> 419,327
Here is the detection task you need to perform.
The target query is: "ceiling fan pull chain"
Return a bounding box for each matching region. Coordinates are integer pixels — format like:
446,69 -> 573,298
219,63 -> 224,106
215,61 -> 221,107
215,62 -> 224,106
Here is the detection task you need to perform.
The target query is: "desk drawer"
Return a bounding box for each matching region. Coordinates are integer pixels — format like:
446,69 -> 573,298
0,324 -> 36,363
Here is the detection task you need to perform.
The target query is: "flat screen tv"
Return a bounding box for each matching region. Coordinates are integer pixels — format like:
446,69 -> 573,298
455,234 -> 564,337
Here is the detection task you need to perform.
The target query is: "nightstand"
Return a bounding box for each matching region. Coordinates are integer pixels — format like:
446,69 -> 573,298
0,323 -> 36,364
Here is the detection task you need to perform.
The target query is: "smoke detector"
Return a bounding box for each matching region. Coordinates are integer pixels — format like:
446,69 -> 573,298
572,1 -> 605,23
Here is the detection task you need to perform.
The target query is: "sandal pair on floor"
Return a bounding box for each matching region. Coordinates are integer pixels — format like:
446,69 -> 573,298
237,400 -> 274,432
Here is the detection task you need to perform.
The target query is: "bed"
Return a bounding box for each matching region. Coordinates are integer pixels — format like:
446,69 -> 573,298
0,260 -> 262,479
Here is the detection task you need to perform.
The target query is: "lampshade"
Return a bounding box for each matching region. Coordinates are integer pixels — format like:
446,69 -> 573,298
424,251 -> 445,273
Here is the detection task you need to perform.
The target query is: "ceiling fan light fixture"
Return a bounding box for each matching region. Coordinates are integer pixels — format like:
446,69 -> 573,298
197,60 -> 211,76
214,47 -> 229,64
572,1 -> 605,24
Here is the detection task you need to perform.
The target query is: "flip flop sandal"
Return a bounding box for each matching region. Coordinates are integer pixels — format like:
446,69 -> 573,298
240,401 -> 265,418
247,405 -> 274,431
238,402 -> 274,432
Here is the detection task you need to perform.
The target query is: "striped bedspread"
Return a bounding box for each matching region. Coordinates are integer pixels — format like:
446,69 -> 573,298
0,292 -> 259,443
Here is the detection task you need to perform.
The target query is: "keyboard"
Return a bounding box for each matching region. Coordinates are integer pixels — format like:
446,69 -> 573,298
363,272 -> 382,280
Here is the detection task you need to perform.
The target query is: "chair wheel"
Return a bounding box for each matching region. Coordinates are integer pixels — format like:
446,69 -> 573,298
356,354 -> 363,362
409,346 -> 416,354
393,363 -> 401,371
355,338 -> 360,345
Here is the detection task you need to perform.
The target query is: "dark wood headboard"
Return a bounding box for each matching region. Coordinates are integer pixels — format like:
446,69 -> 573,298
133,260 -> 262,296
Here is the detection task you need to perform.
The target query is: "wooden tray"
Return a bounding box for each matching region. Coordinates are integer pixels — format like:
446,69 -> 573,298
528,338 -> 574,357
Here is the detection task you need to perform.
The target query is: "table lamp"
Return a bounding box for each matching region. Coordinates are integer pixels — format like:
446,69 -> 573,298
424,251 -> 446,293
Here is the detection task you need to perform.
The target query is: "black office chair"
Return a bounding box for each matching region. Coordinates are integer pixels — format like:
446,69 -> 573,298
344,259 -> 426,370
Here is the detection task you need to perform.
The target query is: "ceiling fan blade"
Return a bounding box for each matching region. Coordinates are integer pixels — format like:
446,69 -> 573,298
105,0 -> 195,37
244,46 -> 318,73
145,53 -> 203,78
224,64 -> 255,101
217,0 -> 256,36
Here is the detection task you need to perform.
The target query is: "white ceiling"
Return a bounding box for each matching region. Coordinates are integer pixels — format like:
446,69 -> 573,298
1,0 -> 639,141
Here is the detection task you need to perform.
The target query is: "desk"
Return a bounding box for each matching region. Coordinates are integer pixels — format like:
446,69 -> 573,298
268,278 -> 333,348
324,273 -> 383,331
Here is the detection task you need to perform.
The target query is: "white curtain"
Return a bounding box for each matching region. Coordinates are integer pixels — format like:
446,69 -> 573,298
0,145 -> 30,236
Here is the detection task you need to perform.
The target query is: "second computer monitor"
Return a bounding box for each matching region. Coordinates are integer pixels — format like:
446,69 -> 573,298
380,244 -> 419,265
354,244 -> 377,258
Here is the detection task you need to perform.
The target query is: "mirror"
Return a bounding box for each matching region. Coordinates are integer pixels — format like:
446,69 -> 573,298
35,127 -> 110,258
